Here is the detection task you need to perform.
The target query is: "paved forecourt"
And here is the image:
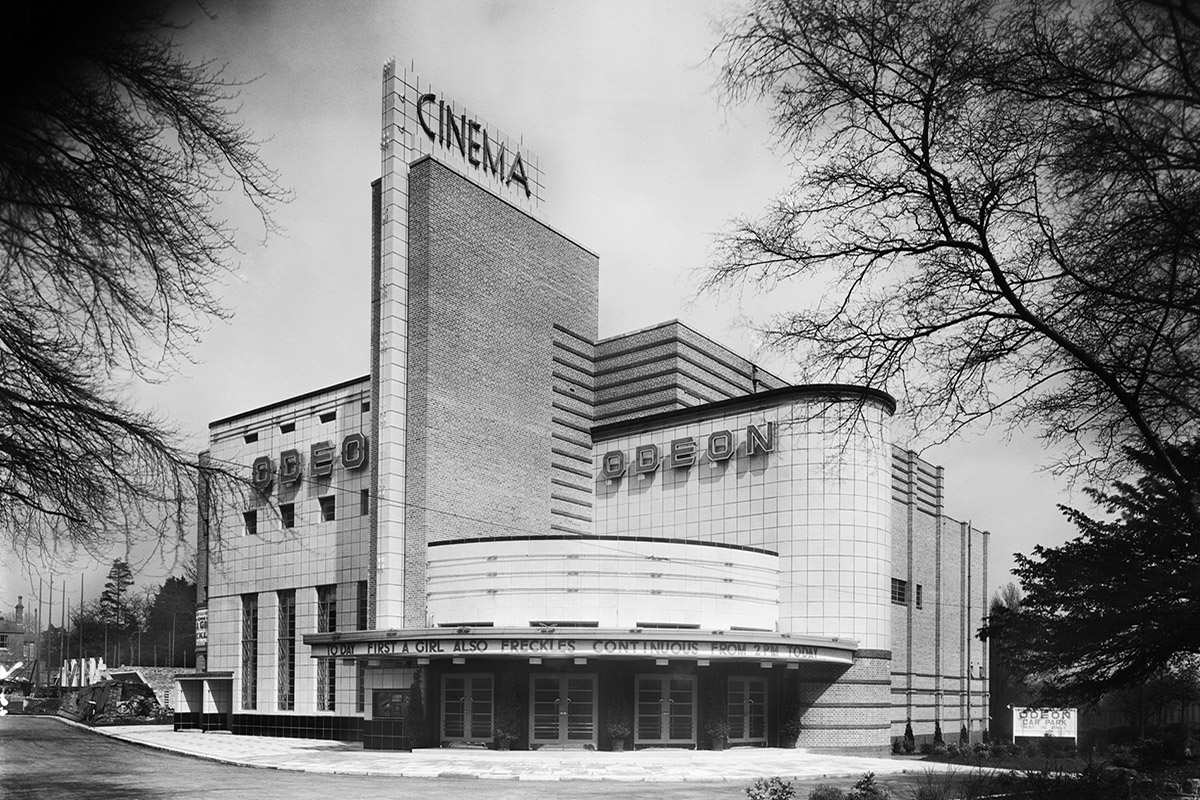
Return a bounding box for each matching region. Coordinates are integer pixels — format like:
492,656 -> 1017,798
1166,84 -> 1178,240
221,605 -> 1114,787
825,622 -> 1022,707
83,722 -> 981,782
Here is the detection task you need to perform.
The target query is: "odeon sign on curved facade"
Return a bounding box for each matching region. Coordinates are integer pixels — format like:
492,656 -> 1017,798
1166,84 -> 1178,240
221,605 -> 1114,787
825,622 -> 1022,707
600,422 -> 775,480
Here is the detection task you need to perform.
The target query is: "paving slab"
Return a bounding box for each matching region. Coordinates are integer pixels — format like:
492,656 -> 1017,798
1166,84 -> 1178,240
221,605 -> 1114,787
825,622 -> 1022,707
75,722 -> 987,783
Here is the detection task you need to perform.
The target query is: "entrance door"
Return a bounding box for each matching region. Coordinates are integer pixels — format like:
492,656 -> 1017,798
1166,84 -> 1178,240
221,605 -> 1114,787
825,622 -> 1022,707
442,674 -> 494,742
530,674 -> 597,748
728,676 -> 767,744
635,675 -> 696,747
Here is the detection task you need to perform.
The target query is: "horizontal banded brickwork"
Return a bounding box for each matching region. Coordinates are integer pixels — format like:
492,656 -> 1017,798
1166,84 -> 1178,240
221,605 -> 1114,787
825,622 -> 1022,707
551,325 -> 595,534
594,320 -> 787,424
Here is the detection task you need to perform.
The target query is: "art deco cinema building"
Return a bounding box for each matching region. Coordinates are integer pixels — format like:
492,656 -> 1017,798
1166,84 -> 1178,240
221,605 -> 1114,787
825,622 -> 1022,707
176,63 -> 989,756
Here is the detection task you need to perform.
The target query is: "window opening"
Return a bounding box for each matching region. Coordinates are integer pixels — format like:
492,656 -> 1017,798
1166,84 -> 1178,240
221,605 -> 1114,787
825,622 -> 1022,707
317,585 -> 336,711
241,594 -> 258,710
277,590 -> 296,711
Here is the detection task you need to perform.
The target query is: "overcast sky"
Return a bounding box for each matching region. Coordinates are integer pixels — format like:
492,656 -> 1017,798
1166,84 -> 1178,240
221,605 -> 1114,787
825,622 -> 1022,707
3,0 -> 1087,618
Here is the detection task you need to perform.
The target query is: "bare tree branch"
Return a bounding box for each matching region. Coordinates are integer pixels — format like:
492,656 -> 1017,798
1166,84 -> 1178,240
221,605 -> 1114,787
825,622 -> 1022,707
0,1 -> 285,557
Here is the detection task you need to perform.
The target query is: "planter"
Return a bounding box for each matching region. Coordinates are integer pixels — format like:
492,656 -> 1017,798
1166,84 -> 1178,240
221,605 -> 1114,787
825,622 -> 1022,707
495,738 -> 511,750
611,737 -> 626,752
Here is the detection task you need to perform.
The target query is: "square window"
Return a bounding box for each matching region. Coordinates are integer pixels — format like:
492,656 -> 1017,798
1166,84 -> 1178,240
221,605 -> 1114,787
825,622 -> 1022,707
243,431 -> 258,444
890,577 -> 908,605
280,422 -> 295,434
361,401 -> 371,413
243,510 -> 257,536
319,495 -> 335,522
280,503 -> 295,529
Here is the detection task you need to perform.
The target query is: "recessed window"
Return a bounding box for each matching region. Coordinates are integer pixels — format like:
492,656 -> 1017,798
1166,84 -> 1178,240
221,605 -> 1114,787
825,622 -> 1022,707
916,584 -> 924,609
277,590 -> 296,711
243,432 -> 258,444
243,510 -> 257,536
319,410 -> 336,423
318,495 -> 335,521
280,422 -> 295,434
361,401 -> 371,413
357,580 -> 368,631
280,503 -> 295,529
891,577 -> 909,605
360,489 -> 369,516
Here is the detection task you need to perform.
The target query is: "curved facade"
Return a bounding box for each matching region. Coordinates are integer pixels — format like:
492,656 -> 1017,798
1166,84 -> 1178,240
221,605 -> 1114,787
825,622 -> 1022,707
427,536 -> 780,631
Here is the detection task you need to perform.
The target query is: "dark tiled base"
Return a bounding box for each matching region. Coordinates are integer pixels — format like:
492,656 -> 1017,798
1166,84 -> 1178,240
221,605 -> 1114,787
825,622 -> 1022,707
230,714 -> 363,742
174,712 -> 201,731
200,713 -> 226,732
362,718 -> 410,750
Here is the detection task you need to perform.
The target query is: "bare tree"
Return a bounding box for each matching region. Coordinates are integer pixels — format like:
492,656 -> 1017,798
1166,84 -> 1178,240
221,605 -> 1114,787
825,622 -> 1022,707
711,0 -> 1200,500
0,1 -> 284,555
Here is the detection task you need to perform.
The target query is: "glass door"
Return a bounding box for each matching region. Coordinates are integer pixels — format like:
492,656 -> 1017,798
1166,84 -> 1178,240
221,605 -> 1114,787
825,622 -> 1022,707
529,674 -> 597,748
442,674 -> 494,741
635,675 -> 696,747
728,676 -> 767,744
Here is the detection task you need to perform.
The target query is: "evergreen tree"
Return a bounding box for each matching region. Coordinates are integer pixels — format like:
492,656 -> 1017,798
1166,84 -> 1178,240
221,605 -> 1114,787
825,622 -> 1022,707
143,576 -> 195,667
98,559 -> 134,629
984,442 -> 1200,703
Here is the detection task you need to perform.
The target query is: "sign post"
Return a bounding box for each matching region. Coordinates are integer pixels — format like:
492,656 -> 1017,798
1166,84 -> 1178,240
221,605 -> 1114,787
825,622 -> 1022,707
1012,707 -> 1077,743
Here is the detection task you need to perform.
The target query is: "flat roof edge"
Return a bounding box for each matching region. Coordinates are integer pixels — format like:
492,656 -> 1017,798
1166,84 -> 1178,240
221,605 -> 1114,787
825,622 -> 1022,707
592,383 -> 897,441
209,374 -> 371,429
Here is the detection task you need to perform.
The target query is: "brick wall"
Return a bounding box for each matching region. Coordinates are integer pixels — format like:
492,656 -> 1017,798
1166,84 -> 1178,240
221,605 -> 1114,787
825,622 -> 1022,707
793,654 -> 892,756
402,158 -> 598,625
890,447 -> 990,743
594,321 -> 788,424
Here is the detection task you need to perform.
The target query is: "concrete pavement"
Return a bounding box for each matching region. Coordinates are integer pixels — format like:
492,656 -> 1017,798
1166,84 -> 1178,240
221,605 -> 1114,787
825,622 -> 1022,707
76,721 -> 980,783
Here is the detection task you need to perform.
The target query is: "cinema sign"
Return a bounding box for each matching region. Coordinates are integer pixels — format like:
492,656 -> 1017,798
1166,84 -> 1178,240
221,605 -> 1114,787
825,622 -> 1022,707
601,422 -> 775,481
415,93 -> 532,198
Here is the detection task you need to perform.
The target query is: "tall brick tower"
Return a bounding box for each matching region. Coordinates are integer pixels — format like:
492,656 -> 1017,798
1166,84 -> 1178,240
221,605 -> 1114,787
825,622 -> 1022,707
371,62 -> 598,629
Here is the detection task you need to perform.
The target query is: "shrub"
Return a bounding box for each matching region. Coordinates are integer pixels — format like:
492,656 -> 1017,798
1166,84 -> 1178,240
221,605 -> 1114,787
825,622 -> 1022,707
806,786 -> 844,800
945,744 -> 960,758
903,737 -> 916,754
919,741 -> 934,756
406,669 -> 427,747
891,738 -> 902,755
745,777 -> 797,800
933,722 -> 944,745
846,772 -> 890,800
959,725 -> 969,746
493,673 -> 522,743
931,743 -> 947,756
910,770 -> 956,800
